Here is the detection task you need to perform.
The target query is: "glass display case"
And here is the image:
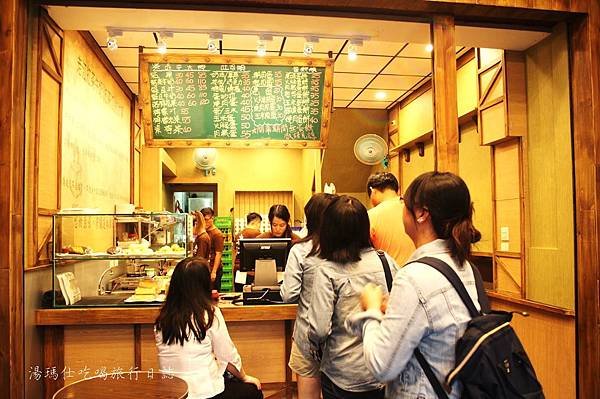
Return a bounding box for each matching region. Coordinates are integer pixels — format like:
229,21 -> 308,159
51,212 -> 190,308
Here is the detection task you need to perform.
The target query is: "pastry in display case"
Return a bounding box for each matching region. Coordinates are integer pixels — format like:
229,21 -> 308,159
51,212 -> 189,307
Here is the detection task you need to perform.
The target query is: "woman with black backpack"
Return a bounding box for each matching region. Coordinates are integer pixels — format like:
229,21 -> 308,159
347,171 -> 482,398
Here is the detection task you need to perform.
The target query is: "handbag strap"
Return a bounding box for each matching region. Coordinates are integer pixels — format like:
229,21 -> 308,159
376,250 -> 393,292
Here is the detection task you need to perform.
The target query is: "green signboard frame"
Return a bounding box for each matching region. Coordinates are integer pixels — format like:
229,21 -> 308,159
140,53 -> 333,148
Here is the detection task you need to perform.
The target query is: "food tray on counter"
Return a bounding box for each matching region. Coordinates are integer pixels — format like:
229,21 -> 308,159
124,294 -> 166,303
55,252 -> 187,260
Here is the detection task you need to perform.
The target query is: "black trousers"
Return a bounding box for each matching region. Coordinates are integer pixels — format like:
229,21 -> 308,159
321,373 -> 385,399
213,267 -> 223,291
210,380 -> 263,399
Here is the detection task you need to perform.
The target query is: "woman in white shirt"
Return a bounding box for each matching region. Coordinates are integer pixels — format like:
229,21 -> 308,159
155,257 -> 263,399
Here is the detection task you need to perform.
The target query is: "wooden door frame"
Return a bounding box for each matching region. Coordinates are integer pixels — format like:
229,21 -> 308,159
3,2 -> 597,399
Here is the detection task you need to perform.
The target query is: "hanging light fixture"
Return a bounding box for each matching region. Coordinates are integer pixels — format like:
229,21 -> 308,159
257,34 -> 273,57
348,38 -> 363,61
207,32 -> 222,53
106,29 -> 122,51
155,32 -> 173,54
303,36 -> 319,57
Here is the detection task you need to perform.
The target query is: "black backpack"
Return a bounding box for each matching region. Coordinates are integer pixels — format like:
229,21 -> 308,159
377,253 -> 544,399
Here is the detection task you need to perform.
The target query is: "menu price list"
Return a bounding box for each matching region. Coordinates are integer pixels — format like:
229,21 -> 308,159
149,63 -> 325,141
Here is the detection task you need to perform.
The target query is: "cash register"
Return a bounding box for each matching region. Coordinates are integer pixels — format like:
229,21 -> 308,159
238,238 -> 291,305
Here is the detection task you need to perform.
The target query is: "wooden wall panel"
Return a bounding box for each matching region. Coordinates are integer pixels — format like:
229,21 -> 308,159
524,24 -> 574,309
141,322 -> 287,383
478,64 -> 503,102
64,325 -> 135,383
456,58 -> 477,117
478,48 -> 504,70
36,216 -> 52,264
38,71 -> 60,210
505,51 -> 528,137
490,298 -> 575,399
458,121 -> 493,253
495,256 -> 522,294
234,191 -> 293,231
228,321 -> 286,383
494,140 -> 522,253
389,155 -> 400,181
400,141 -> 435,194
140,325 -> 159,372
397,90 -> 433,145
480,102 -> 505,145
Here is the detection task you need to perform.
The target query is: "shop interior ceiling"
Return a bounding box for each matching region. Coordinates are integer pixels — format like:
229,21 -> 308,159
48,6 -> 549,110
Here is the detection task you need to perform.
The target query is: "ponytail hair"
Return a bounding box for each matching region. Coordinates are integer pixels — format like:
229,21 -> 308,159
404,172 -> 481,266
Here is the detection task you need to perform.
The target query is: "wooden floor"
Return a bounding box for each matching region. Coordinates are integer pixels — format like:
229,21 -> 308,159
263,383 -> 298,399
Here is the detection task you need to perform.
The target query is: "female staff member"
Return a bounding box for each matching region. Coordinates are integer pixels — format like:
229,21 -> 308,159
155,257 -> 263,399
348,172 -> 482,399
257,204 -> 301,242
281,193 -> 336,399
193,211 -> 211,260
307,195 -> 398,399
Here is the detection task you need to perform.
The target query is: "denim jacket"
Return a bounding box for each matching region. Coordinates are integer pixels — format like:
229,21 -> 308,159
280,241 -> 319,358
307,248 -> 399,392
347,239 -> 480,399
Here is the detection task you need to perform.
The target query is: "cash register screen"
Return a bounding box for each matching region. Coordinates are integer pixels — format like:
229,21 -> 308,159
239,238 -> 291,272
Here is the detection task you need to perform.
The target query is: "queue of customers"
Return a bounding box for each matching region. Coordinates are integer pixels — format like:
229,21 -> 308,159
156,171 -> 484,399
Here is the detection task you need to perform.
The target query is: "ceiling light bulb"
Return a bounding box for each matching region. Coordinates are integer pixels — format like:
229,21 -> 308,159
425,43 -> 434,52
303,41 -> 314,57
207,38 -> 218,53
348,44 -> 358,61
375,91 -> 387,100
157,38 -> 167,54
106,36 -> 118,51
257,40 -> 267,56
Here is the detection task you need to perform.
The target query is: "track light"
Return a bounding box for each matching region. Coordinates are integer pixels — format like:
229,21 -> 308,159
348,38 -> 363,61
257,40 -> 267,56
303,36 -> 318,57
257,34 -> 272,57
155,32 -> 172,54
107,36 -> 118,51
207,32 -> 222,54
106,29 -> 122,51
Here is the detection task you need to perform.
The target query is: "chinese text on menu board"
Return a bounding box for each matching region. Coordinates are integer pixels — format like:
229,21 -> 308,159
148,63 -> 325,141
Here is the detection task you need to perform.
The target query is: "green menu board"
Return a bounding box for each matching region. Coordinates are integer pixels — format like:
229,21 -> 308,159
140,54 -> 333,148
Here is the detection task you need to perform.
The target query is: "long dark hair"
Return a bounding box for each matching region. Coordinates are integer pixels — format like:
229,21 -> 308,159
297,193 -> 337,256
155,257 -> 215,346
319,195 -> 372,264
268,204 -> 293,238
404,171 -> 481,265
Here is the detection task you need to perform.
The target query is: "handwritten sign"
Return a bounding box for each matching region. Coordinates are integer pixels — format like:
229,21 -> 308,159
140,54 -> 333,148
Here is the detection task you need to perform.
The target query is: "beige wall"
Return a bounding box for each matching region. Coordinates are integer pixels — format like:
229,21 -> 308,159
147,147 -> 320,221
322,108 -> 388,193
25,29 -> 133,398
61,31 -> 131,211
525,24 -> 574,309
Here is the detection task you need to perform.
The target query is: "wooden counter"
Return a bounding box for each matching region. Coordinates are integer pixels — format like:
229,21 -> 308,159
36,303 -> 298,325
36,303 -> 297,399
